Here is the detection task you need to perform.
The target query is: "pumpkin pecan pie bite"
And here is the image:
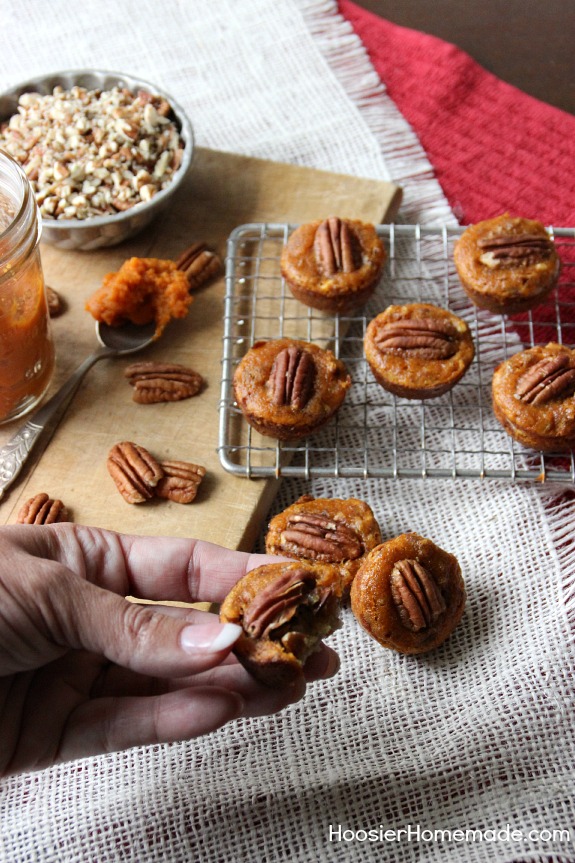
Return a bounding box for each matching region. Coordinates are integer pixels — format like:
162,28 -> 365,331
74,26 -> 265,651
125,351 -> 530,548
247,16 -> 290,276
453,214 -> 560,315
350,532 -> 466,655
364,302 -> 475,399
219,561 -> 344,687
492,343 -> 575,452
265,494 -> 382,591
232,337 -> 351,440
280,216 -> 386,313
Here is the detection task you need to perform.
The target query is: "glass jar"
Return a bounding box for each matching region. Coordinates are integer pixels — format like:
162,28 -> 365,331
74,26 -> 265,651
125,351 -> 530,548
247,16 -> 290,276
0,149 -> 54,424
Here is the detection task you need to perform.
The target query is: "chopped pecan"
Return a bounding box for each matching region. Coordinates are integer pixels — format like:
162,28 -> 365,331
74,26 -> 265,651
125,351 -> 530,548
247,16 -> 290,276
268,345 -> 315,409
279,630 -> 311,659
242,568 -> 315,639
124,361 -> 205,403
374,317 -> 457,360
16,492 -> 70,525
175,242 -> 223,291
515,354 -> 575,405
107,441 -> 164,504
313,217 -> 360,276
477,232 -> 553,267
390,559 -> 446,632
155,459 -> 206,503
280,512 -> 363,562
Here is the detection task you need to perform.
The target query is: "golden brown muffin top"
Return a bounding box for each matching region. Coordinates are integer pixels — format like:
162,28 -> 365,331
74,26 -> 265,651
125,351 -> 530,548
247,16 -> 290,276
265,494 -> 382,590
364,303 -> 475,397
233,338 -> 351,438
351,532 -> 466,655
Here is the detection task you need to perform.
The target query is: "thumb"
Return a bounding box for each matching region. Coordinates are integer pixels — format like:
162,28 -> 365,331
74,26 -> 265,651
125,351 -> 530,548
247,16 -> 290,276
56,576 -> 241,678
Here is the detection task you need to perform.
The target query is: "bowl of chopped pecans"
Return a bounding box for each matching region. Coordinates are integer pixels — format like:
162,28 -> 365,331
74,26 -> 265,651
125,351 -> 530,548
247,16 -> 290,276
0,69 -> 194,250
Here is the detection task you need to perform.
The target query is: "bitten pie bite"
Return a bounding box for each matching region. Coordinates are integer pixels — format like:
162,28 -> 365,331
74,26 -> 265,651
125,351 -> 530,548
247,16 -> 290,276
492,342 -> 575,452
219,561 -> 344,687
453,214 -> 560,315
280,216 -> 386,313
350,532 -> 466,655
265,494 -> 382,591
364,303 -> 475,399
232,338 -> 351,440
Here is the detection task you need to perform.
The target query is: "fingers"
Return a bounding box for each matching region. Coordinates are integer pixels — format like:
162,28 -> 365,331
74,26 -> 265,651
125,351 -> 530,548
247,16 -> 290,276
7,644 -> 339,770
57,686 -> 245,764
51,572 -> 340,688
48,524 -> 283,604
91,643 -> 340,714
47,573 -> 243,679
169,655 -> 333,716
302,643 -> 340,682
61,661 -> 311,762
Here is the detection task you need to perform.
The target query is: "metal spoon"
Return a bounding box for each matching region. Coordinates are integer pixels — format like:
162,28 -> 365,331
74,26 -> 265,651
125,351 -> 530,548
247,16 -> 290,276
0,320 -> 157,501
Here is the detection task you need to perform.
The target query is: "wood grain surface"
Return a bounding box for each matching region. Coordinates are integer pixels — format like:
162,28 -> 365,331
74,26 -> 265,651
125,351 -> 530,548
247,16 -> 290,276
0,147 -> 401,550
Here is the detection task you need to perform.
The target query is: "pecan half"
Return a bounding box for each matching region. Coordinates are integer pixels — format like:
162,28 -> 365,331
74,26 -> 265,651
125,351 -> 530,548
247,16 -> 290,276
242,568 -> 314,639
124,361 -> 205,403
515,354 -> 575,405
107,441 -> 164,504
268,345 -> 315,409
374,317 -> 457,360
46,285 -> 65,317
280,512 -> 363,562
16,492 -> 70,524
175,242 -> 223,291
477,232 -> 553,267
155,459 -> 206,503
390,559 -> 446,632
313,217 -> 360,276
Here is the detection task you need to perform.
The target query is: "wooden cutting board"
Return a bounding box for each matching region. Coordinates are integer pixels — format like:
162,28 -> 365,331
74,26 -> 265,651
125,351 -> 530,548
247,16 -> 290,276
0,147 -> 401,550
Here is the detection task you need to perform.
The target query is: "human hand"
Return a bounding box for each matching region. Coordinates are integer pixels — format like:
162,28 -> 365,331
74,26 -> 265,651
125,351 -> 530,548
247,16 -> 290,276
0,524 -> 339,775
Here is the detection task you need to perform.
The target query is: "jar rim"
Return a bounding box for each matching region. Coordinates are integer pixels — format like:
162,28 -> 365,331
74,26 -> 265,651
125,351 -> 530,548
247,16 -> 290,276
0,148 -> 41,269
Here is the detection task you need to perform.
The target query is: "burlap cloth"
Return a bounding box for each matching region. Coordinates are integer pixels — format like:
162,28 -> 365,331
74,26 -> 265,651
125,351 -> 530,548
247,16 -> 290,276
0,2 -> 573,861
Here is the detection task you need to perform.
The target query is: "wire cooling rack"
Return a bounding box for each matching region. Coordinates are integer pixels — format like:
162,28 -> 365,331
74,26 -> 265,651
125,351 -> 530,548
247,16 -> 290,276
218,222 -> 575,482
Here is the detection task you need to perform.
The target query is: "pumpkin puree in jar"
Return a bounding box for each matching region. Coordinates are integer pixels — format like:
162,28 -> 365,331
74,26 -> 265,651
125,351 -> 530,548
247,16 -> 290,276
85,257 -> 193,338
0,255 -> 54,422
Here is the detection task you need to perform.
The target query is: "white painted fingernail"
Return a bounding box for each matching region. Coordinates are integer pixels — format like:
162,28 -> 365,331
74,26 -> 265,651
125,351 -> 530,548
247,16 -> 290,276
181,622 -> 242,654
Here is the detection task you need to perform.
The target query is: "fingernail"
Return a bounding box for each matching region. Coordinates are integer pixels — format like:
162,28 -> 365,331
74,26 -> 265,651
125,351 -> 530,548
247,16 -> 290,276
181,622 -> 242,654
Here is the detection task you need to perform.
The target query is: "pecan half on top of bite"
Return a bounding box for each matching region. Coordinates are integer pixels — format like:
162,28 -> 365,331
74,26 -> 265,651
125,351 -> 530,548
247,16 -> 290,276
514,353 -> 575,406
232,338 -> 351,441
350,532 -> 466,655
280,216 -> 386,313
476,231 -> 555,268
219,561 -> 344,688
265,494 -> 382,591
364,303 -> 475,400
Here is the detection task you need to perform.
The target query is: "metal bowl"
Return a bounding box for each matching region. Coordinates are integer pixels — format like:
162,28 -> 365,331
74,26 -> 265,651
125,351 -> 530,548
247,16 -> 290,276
0,69 -> 194,251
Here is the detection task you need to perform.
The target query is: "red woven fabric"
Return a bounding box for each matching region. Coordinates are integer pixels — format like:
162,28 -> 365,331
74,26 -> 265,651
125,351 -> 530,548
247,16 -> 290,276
339,0 -> 575,226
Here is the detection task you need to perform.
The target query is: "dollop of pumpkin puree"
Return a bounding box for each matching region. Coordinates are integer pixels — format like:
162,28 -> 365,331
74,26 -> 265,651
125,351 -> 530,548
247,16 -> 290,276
85,257 -> 193,338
